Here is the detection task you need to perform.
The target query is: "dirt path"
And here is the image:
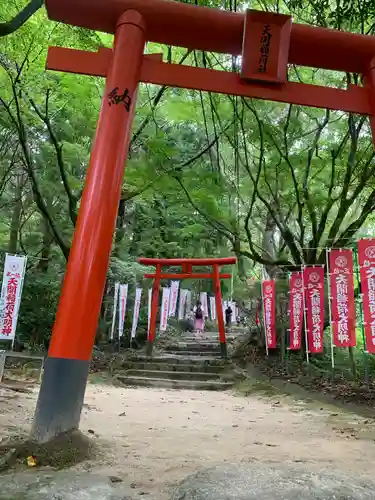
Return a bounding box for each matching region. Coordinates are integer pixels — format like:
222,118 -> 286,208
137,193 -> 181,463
1,382 -> 375,499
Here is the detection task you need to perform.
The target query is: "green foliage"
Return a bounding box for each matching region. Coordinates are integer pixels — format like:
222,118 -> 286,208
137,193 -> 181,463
17,267 -> 61,346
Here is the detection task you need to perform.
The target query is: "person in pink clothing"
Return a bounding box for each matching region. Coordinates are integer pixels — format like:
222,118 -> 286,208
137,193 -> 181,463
193,301 -> 204,333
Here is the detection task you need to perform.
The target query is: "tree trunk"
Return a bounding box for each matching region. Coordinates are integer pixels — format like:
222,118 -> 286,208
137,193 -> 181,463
37,214 -> 53,272
113,198 -> 127,258
278,291 -> 288,362
262,211 -> 278,278
348,346 -> 357,379
8,175 -> 23,254
234,233 -> 246,280
97,278 -> 111,344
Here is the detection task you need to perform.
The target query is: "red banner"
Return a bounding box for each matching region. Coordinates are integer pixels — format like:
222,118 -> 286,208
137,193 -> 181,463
358,239 -> 375,353
262,280 -> 276,348
303,267 -> 325,354
329,249 -> 356,347
289,272 -> 304,350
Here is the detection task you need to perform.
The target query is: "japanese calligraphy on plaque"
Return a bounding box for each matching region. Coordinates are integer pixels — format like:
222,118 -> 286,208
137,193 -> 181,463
240,10 -> 292,83
258,24 -> 272,73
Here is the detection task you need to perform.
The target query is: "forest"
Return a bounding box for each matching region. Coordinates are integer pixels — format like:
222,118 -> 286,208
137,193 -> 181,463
1,0 -> 375,378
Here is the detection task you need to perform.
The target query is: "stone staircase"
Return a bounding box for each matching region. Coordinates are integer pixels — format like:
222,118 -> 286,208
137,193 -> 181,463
116,331 -> 242,391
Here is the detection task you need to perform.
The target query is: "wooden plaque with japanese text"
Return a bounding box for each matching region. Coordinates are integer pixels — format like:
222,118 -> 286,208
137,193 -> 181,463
241,10 -> 292,84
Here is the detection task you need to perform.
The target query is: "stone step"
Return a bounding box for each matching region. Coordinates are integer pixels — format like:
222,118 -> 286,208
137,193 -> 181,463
135,355 -> 227,365
122,361 -> 224,373
200,331 -> 229,334
164,350 -> 222,357
122,369 -> 220,381
184,331 -> 220,336
164,343 -> 221,352
182,336 -> 236,342
181,336 -> 220,342
116,375 -> 233,391
204,328 -> 245,332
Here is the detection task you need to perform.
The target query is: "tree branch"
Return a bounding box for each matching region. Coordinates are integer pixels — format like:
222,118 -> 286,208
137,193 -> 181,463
237,99 -> 303,264
0,0 -> 43,37
325,188 -> 375,252
0,56 -> 70,259
303,108 -> 330,252
29,89 -> 78,226
173,175 -> 235,244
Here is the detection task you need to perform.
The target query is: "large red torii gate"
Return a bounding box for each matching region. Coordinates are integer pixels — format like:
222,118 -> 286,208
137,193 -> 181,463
32,0 -> 375,442
139,256 -> 236,358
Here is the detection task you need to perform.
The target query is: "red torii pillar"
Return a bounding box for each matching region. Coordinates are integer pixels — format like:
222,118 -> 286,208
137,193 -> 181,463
31,10 -> 146,442
139,257 -> 237,358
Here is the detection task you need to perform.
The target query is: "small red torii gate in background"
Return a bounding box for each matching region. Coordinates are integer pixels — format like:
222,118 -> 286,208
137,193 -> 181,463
32,0 -> 375,442
138,257 -> 237,358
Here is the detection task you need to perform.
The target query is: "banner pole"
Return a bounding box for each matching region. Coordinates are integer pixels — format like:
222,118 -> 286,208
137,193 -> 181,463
325,248 -> 335,377
354,247 -> 369,383
301,265 -> 309,364
117,322 -> 121,353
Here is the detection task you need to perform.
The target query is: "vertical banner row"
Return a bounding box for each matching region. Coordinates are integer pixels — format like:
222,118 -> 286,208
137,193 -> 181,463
265,240 -> 375,355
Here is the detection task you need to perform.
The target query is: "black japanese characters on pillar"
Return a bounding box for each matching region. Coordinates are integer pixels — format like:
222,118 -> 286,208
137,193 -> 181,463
108,87 -> 132,111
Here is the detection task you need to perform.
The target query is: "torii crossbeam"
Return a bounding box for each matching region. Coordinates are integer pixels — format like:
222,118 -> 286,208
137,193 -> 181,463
32,0 -> 375,442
